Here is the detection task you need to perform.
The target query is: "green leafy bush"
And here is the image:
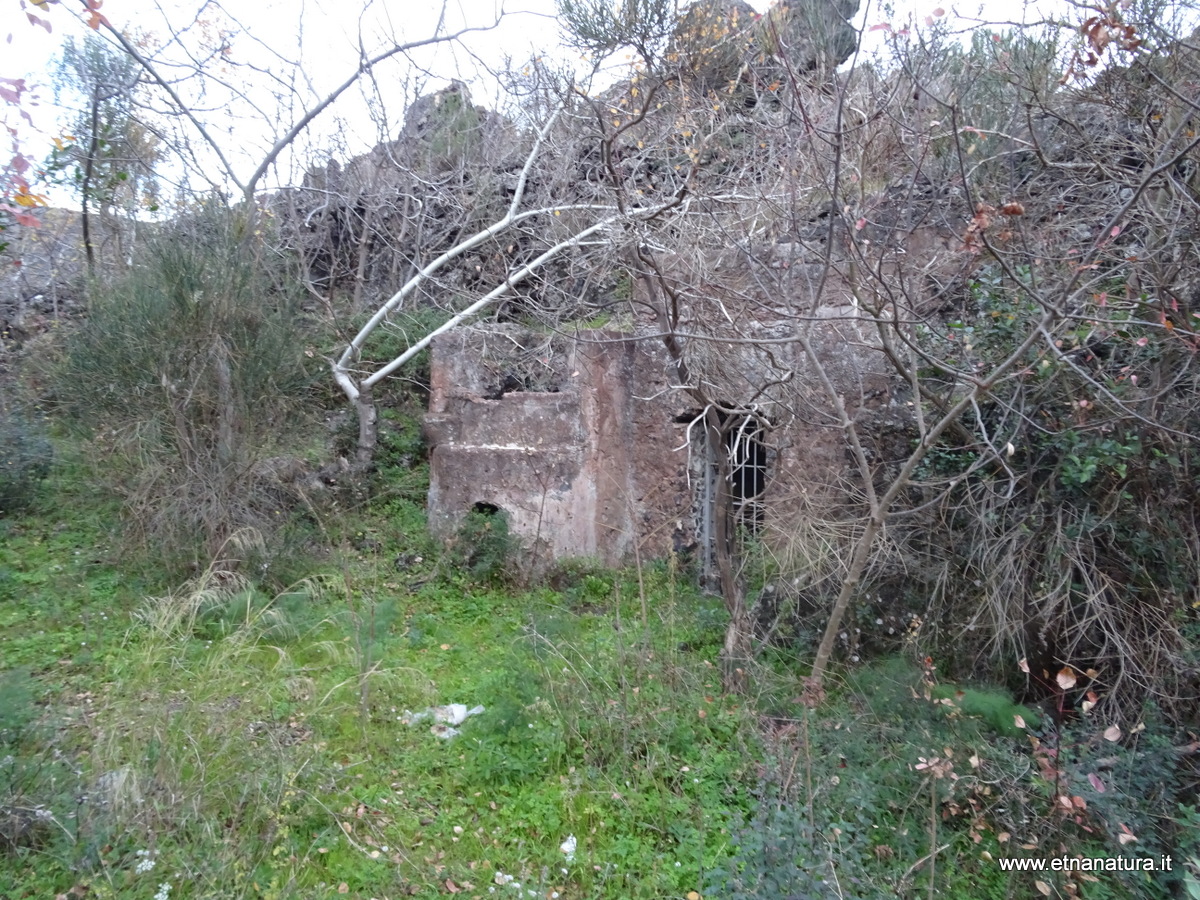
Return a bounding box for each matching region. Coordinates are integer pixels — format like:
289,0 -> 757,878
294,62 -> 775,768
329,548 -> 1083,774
0,407 -> 51,516
450,505 -> 518,583
898,264 -> 1200,721
53,204 -> 316,564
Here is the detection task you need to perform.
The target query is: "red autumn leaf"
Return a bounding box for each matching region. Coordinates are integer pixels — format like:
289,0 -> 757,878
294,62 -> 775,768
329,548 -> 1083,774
1088,772 -> 1106,793
869,22 -> 892,32
84,0 -> 109,30
1056,666 -> 1077,690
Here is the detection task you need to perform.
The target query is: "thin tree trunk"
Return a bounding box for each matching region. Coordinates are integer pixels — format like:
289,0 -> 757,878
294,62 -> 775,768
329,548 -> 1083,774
212,336 -> 236,471
355,384 -> 378,468
81,88 -> 101,280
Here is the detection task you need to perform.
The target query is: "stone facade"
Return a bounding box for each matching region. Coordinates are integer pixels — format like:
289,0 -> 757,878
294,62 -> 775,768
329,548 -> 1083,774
424,307 -> 893,569
424,326 -> 695,567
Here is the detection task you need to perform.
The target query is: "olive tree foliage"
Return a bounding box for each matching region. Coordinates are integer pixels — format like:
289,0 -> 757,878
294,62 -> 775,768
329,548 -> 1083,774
557,0 -> 681,64
50,32 -> 163,277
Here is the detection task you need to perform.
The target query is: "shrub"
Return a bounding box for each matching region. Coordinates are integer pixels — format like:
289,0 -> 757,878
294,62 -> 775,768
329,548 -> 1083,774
54,204 -> 316,564
0,407 -> 52,516
892,265 -> 1200,722
450,505 -> 518,583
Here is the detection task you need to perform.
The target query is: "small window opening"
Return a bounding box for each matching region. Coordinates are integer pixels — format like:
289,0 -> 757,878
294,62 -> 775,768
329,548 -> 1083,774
677,407 -> 773,584
484,370 -> 562,399
724,415 -> 769,531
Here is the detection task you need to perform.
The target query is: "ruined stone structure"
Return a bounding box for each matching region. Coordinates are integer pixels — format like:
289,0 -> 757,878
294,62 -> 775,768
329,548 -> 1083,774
424,326 -> 695,566
423,307 -> 894,570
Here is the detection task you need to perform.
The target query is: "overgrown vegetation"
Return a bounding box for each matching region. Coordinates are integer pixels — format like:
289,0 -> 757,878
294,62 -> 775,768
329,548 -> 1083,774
4,0 -> 1200,897
4,464 -> 1195,898
895,264 -> 1200,720
49,205 -> 316,569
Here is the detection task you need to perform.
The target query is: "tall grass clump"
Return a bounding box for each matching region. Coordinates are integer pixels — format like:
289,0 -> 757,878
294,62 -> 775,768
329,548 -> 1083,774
82,560 -> 351,897
0,405 -> 52,516
54,205 -> 316,567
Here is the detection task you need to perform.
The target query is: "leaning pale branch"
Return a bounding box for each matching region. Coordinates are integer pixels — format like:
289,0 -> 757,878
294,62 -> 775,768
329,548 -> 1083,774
331,107 -> 567,403
361,216 -> 621,389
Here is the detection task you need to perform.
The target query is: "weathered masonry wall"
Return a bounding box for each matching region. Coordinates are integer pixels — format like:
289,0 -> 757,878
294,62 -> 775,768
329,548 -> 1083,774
424,326 -> 695,567
423,310 -> 893,569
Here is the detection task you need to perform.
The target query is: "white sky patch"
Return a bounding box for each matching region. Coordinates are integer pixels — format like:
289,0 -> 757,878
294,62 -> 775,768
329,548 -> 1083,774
4,0 -> 1087,202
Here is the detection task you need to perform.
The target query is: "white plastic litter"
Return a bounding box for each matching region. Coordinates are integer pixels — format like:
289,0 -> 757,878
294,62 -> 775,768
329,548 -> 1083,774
399,704 -> 485,738
559,834 -> 577,862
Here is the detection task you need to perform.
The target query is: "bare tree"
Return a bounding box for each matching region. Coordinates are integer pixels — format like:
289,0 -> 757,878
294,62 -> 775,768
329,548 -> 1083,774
62,0 -> 505,207
455,0 -> 1200,709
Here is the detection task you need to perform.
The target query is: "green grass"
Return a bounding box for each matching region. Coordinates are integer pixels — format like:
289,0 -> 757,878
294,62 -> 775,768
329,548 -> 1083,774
2,433 -> 1194,900
0,461 -> 150,677
1,459 -> 757,898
